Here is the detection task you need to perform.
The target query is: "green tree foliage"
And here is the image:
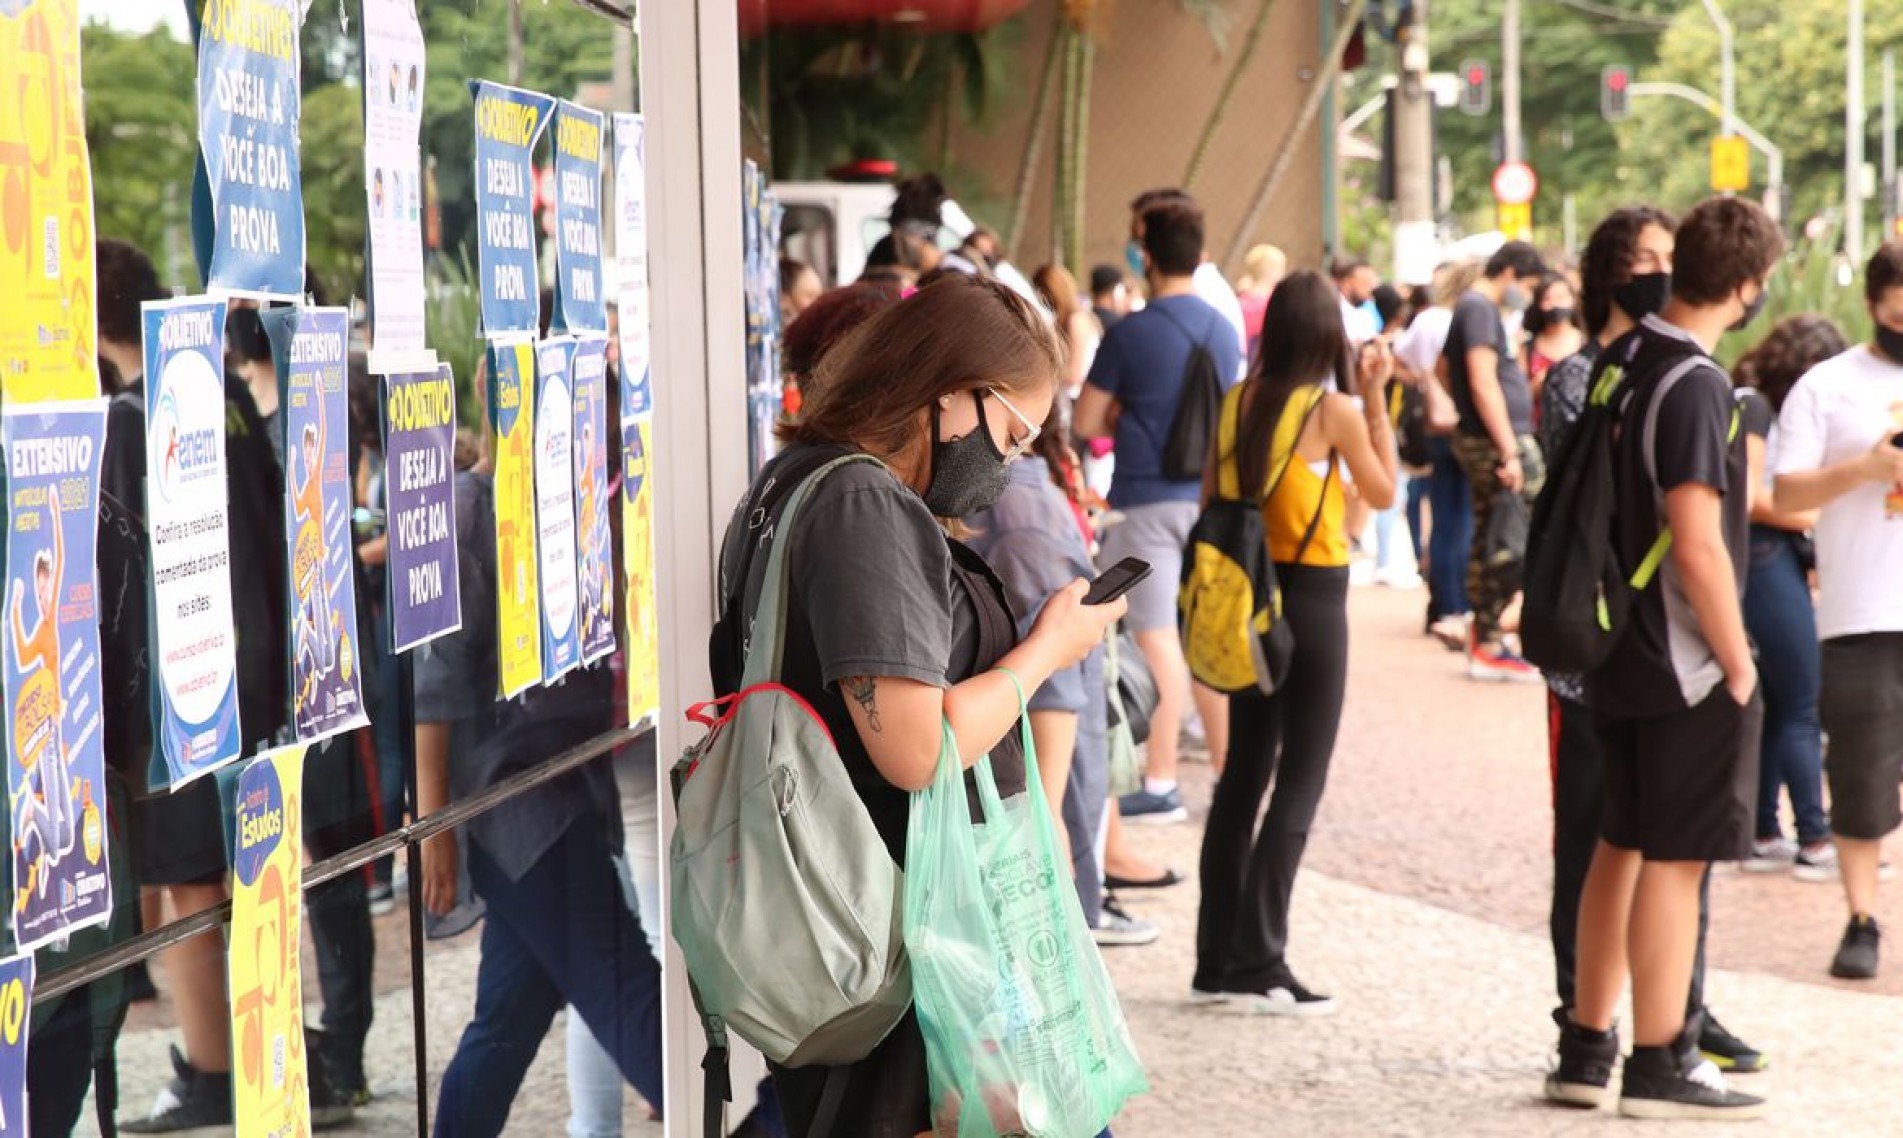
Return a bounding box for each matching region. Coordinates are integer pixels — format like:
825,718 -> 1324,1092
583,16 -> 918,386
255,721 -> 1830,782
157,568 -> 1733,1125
1623,0 -> 1903,227
1429,0 -> 1680,241
81,23 -> 199,285
301,82 -> 367,301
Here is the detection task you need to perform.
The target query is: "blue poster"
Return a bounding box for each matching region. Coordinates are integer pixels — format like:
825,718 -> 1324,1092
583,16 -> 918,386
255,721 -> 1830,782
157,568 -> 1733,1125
534,336 -> 580,682
142,297 -> 244,788
383,364 -> 463,653
471,80 -> 554,337
572,336 -> 615,664
3,400 -> 113,950
195,0 -> 305,298
0,952 -> 29,1131
611,113 -> 653,421
264,307 -> 368,742
552,100 -> 607,334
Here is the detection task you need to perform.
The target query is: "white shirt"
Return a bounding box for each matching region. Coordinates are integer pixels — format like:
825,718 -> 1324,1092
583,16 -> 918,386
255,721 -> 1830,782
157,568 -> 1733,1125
1193,262 -> 1249,379
1340,297 -> 1378,346
1774,343 -> 1903,640
1395,306 -> 1454,377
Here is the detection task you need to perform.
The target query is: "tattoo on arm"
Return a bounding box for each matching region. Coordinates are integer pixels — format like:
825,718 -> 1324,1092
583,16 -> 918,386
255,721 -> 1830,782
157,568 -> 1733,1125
843,676 -> 882,733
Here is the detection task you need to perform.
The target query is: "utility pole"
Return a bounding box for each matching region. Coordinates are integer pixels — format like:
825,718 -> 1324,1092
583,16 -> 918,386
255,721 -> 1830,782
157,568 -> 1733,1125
1848,0 -> 1865,263
1884,50 -> 1897,241
1392,0 -> 1436,285
1502,0 -> 1522,163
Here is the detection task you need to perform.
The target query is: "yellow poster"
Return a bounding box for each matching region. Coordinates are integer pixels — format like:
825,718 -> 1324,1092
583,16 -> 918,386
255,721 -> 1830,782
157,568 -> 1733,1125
490,339 -> 542,697
0,0 -> 98,405
622,418 -> 659,723
227,743 -> 310,1138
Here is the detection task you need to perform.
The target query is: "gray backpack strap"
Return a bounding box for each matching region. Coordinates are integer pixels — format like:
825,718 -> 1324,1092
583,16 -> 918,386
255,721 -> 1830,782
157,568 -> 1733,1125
739,454 -> 883,689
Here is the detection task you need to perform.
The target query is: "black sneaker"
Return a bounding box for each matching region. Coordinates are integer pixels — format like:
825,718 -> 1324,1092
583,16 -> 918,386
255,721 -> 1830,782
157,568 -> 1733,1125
1619,1035 -> 1766,1120
121,1046 -> 234,1133
1223,974 -> 1336,1017
1544,1007 -> 1618,1108
1698,1010 -> 1766,1073
1830,914 -> 1881,980
307,1028 -> 358,1130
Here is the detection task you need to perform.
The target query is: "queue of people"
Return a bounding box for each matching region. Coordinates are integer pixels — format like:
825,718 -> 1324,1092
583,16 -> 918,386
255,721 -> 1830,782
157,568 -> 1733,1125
741,172 -> 1903,1135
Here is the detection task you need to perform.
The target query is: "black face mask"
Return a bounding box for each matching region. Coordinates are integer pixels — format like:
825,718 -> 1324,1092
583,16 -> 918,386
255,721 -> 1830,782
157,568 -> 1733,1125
1612,273 -> 1671,322
923,393 -> 1011,518
1730,285 -> 1770,333
1875,322 -> 1903,365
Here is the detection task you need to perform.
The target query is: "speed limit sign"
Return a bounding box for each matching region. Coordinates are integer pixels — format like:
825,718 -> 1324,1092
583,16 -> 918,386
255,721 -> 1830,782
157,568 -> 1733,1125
1492,162 -> 1539,206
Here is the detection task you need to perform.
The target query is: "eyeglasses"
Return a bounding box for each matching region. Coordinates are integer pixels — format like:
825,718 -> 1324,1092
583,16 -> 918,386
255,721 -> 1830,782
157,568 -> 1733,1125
983,388 -> 1041,462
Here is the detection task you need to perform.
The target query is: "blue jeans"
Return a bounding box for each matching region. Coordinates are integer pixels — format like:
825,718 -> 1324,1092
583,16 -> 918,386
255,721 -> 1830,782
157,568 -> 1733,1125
1426,437 -> 1472,618
435,822 -> 665,1137
1405,469 -> 1429,566
1742,528 -> 1828,843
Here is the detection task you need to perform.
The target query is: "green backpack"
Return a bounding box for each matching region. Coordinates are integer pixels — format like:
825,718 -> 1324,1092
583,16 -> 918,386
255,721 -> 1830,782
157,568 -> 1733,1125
670,454 -> 911,1130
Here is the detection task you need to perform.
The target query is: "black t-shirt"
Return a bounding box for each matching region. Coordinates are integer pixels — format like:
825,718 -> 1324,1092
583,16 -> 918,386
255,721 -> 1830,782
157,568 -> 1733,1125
1444,290 -> 1535,438
1737,386 -> 1776,441
713,443 -> 1027,864
1585,317 -> 1749,719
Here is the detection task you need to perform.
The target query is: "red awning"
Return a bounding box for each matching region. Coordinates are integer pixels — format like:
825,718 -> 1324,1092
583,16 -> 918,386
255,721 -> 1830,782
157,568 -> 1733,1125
739,0 -> 1032,38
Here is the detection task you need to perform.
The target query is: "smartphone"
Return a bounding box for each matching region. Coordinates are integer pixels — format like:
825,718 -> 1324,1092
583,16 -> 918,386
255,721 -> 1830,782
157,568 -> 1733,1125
1891,431 -> 1903,449
1083,557 -> 1152,606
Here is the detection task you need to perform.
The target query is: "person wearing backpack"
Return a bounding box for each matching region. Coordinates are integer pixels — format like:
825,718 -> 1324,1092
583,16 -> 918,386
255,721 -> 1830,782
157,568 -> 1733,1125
1190,272 -> 1396,1015
1545,197 -> 1781,1120
1771,243 -> 1903,981
704,275 -> 1121,1136
1074,198 -> 1243,822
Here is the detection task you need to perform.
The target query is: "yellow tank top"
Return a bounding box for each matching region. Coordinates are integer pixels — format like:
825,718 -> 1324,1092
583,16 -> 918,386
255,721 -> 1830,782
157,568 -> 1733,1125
1216,384 -> 1347,568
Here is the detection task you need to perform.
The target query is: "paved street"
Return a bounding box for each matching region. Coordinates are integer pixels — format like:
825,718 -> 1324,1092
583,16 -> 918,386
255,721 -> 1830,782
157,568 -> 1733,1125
1101,584 -> 1903,1135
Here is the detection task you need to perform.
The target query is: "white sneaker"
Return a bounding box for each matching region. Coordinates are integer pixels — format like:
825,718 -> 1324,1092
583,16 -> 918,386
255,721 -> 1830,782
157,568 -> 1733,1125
1794,843 -> 1895,884
1374,565 -> 1424,589
1741,836 -> 1798,873
1091,898 -> 1160,947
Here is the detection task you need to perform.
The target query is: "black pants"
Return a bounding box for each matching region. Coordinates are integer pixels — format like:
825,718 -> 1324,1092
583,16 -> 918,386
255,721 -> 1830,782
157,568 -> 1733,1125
1195,564 -> 1350,992
1548,692 -> 1709,1015
769,1008 -> 930,1137
303,731 -> 379,1089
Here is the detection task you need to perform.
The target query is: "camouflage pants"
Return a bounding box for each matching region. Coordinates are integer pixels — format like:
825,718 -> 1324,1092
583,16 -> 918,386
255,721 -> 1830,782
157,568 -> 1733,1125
1453,432 -> 1546,646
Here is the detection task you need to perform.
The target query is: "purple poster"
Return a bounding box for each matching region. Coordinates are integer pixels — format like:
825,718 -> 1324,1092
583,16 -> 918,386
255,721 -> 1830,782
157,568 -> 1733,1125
382,365 -> 462,653
0,952 -> 30,1131
4,400 -> 114,950
572,336 -> 615,664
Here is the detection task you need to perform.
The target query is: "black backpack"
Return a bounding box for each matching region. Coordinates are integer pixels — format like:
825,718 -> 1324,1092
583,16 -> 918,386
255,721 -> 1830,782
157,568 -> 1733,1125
1154,305 -> 1226,481
1521,355 -> 1709,673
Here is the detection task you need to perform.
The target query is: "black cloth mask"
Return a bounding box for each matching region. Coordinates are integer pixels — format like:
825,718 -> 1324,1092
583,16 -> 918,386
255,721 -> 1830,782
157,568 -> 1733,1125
1612,273 -> 1671,322
1875,323 -> 1903,365
924,393 -> 1011,518
1730,285 -> 1769,333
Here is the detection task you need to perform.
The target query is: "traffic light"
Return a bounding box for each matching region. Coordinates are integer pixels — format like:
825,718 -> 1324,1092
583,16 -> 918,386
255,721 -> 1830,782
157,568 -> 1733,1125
1602,65 -> 1631,122
1459,59 -> 1490,117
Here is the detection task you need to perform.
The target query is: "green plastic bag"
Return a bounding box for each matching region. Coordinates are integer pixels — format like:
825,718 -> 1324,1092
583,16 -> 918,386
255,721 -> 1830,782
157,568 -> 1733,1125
1102,629 -> 1144,800
905,693 -> 1147,1137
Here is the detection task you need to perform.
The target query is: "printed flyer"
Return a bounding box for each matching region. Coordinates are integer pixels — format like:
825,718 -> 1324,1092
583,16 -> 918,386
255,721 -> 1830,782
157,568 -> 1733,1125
470,80 -> 554,337
3,400 -> 113,950
572,336 -> 615,664
264,307 -> 367,742
142,296 -> 244,788
0,952 -> 31,1134
611,114 -> 653,418
551,100 -> 607,334
489,339 -> 542,697
382,364 -> 462,652
622,418 -> 660,724
195,0 -> 305,298
361,0 -> 428,356
534,336 -> 581,682
227,743 -> 311,1138
0,0 -> 98,405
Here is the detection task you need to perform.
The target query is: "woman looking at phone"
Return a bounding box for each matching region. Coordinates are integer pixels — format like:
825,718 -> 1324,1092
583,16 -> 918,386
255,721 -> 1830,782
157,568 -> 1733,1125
1192,271 -> 1399,1015
713,274 -> 1124,1135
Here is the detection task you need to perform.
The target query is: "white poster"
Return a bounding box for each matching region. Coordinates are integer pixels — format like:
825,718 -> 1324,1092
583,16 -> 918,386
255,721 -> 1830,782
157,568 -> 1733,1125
610,113 -> 652,419
361,0 -> 428,360
534,336 -> 580,682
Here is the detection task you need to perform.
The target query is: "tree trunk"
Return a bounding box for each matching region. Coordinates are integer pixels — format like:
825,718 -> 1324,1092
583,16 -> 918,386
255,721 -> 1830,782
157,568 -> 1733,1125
1185,0 -> 1278,189
1006,16 -> 1066,256
1223,0 -> 1368,270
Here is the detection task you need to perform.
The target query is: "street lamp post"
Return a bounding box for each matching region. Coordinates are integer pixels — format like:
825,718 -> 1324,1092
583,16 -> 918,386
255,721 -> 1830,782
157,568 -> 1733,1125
1699,0 -> 1736,138
1848,0 -> 1866,262
1628,81 -> 1784,220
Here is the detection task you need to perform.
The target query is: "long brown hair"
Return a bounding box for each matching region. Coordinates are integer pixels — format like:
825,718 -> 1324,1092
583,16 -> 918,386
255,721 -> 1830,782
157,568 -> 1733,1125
1231,271 -> 1350,494
1031,264 -> 1081,326
782,274 -> 1063,459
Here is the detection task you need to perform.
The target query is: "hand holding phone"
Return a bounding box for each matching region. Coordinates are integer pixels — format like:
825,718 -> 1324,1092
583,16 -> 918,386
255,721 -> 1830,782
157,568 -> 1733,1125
1083,557 -> 1152,606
